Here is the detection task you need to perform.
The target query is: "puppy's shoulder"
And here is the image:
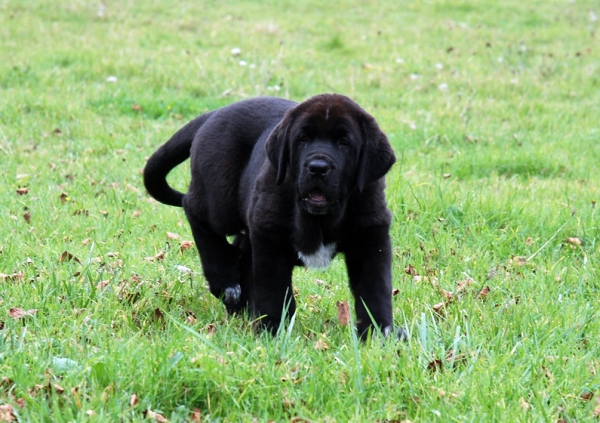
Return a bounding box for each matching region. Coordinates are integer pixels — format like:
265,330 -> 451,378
244,163 -> 295,231
345,179 -> 392,228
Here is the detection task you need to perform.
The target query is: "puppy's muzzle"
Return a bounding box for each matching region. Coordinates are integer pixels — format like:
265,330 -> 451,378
302,156 -> 336,214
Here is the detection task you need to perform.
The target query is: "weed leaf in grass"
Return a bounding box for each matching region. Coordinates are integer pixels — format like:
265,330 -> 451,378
144,410 -> 168,422
594,396 -> 600,418
145,251 -> 165,262
0,273 -> 24,282
51,357 -> 81,374
58,251 -> 81,264
179,241 -> 194,253
314,335 -> 329,351
0,404 -> 16,422
336,300 -> 350,326
9,308 -> 37,319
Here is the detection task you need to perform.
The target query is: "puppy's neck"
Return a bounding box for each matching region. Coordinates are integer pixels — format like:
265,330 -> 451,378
293,214 -> 339,270
293,214 -> 324,255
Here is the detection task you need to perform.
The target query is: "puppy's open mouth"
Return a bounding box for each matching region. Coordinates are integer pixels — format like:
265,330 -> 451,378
305,188 -> 329,208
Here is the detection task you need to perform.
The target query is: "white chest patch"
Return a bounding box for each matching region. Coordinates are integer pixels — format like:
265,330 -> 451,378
298,243 -> 337,270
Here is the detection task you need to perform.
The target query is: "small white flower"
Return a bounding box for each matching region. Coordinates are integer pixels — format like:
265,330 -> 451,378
239,60 -> 247,66
409,123 -> 417,130
176,265 -> 192,274
438,83 -> 448,91
497,56 -> 504,63
435,63 -> 443,70
510,78 -> 519,84
396,58 -> 405,64
590,11 -> 598,22
249,63 -> 256,69
106,76 -> 118,83
231,47 -> 242,56
410,73 -> 420,80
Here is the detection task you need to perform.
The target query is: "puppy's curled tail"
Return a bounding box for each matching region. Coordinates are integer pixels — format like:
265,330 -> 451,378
143,113 -> 212,207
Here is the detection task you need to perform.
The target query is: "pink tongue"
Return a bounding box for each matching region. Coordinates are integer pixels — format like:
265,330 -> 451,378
309,190 -> 326,202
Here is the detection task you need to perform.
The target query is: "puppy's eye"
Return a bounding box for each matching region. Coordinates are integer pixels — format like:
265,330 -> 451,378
299,134 -> 310,143
338,137 -> 349,147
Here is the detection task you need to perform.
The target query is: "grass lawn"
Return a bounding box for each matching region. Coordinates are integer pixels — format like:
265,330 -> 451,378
1,0 -> 600,421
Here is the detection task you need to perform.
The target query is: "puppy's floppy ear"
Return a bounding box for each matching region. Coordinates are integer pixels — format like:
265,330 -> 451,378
356,113 -> 396,192
265,115 -> 292,185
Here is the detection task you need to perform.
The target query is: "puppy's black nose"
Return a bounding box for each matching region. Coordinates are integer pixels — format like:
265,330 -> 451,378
307,159 -> 330,176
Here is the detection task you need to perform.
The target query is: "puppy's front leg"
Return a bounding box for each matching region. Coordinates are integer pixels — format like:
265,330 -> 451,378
249,232 -> 296,335
182,205 -> 242,309
343,225 -> 394,340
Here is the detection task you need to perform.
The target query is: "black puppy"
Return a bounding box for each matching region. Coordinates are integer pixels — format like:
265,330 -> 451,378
144,94 -> 397,339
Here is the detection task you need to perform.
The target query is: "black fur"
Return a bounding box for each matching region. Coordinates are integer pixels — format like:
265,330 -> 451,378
144,94 -> 397,339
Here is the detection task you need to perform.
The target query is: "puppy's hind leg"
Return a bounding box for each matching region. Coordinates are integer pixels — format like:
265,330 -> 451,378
229,232 -> 252,315
183,204 -> 243,310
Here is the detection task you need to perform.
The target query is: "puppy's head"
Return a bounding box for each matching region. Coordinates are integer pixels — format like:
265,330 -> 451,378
266,94 -> 395,216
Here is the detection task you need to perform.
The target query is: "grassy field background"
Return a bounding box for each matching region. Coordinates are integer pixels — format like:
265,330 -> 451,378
1,0 -> 599,421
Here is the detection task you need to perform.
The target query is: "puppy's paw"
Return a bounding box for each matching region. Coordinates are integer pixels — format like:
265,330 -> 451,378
253,316 -> 281,336
385,326 -> 409,342
396,327 -> 409,342
223,284 -> 242,306
358,324 -> 408,342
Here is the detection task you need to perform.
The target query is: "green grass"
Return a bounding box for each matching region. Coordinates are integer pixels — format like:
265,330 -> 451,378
1,0 -> 600,421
